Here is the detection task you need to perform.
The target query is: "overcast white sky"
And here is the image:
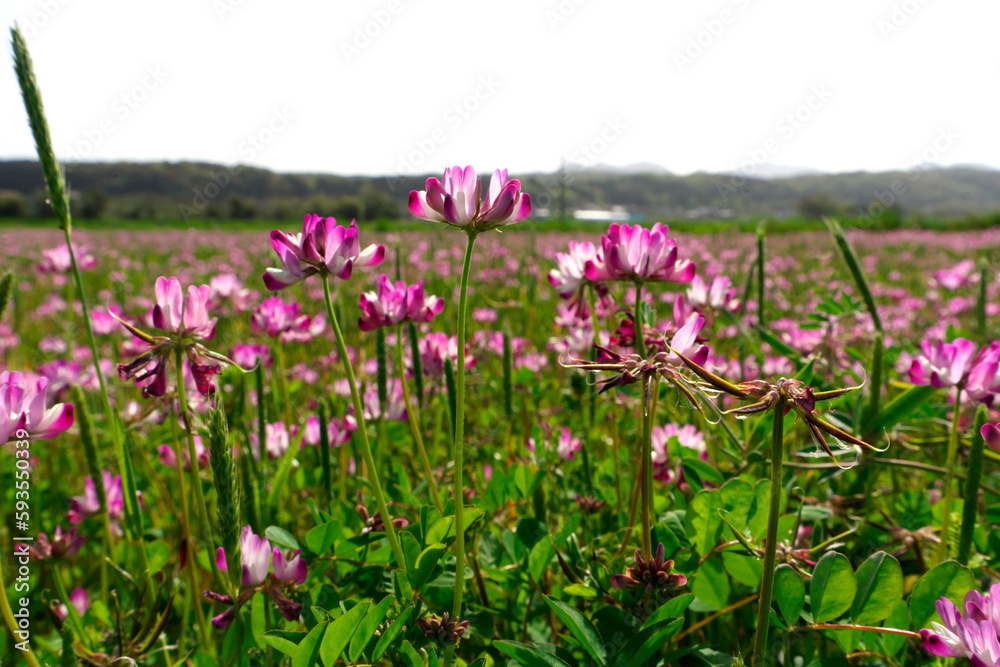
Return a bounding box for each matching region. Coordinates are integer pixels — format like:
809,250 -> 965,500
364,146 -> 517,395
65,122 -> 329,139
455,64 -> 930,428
3,0 -> 998,178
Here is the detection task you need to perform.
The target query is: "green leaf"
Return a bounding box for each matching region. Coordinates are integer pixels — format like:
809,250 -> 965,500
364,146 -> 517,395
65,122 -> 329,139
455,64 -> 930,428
293,622 -> 328,667
563,584 -> 599,599
146,540 -> 170,575
692,557 -> 729,610
397,639 -> 424,667
349,596 -> 394,663
529,538 -> 555,583
624,619 -> 684,667
851,551 -> 903,624
880,601 -> 911,657
251,592 -> 266,647
773,565 -> 805,625
319,601 -> 370,666
372,605 -> 413,662
608,618 -> 682,667
494,640 -> 573,667
305,521 -> 342,556
810,552 -> 856,623
410,543 -> 448,590
722,551 -> 763,587
747,480 -> 786,540
261,630 -> 309,657
719,478 -> 754,532
863,385 -> 937,436
909,560 -> 975,629
688,489 -> 723,556
642,594 -> 695,630
544,595 -> 607,666
681,459 -> 725,490
266,525 -> 301,550
425,508 -> 485,545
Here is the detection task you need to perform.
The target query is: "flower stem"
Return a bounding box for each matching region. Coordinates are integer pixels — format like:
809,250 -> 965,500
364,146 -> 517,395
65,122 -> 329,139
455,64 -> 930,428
450,232 -> 477,626
752,401 -> 784,667
958,405 -> 989,564
175,347 -> 228,595
322,278 -> 412,599
937,390 -> 965,564
53,565 -> 90,650
633,283 -> 647,358
396,324 -> 443,511
0,555 -> 42,667
640,377 -> 658,560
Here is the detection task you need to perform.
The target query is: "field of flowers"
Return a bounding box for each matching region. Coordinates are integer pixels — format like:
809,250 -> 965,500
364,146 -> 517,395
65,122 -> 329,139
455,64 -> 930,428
9,22 -> 1000,667
5,204 -> 1000,667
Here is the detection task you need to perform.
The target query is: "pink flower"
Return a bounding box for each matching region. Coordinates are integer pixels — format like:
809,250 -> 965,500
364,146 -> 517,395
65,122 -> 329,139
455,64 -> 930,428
651,423 -> 707,483
272,548 -> 308,586
419,332 -> 474,378
585,223 -> 695,284
55,588 -> 90,622
687,275 -> 739,312
557,428 -> 581,461
251,297 -> 312,342
30,526 -> 84,561
152,276 -> 217,340
68,471 -> 135,537
0,371 -> 75,445
241,526 -> 272,586
38,243 -> 96,274
549,241 -> 602,298
932,259 -> 977,291
301,414 -> 354,448
263,215 -> 385,290
408,166 -> 531,233
983,423 -> 1000,454
250,422 -> 293,460
158,435 -> 209,470
115,277 -> 233,398
920,588 -> 1000,662
909,339 -> 1000,405
664,316 -> 710,367
358,275 -> 444,332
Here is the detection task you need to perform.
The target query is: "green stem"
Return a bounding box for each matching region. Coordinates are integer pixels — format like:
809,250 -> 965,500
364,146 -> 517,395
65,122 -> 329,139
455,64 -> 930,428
53,565 -> 90,650
640,377 -> 657,559
175,347 -> 228,595
0,554 -> 42,667
396,324 -> 443,511
937,389 -> 964,564
272,343 -> 292,429
321,278 -> 412,599
633,283 -> 647,358
756,225 -> 766,329
957,405 -> 988,564
752,401 -> 784,667
450,232 -> 477,627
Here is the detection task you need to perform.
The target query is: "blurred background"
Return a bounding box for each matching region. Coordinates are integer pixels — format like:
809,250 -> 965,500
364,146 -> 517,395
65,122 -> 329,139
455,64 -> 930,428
3,0 -> 999,226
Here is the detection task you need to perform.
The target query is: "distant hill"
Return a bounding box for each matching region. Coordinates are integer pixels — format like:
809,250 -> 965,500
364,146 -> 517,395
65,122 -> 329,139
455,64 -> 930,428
1,160 -> 999,222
